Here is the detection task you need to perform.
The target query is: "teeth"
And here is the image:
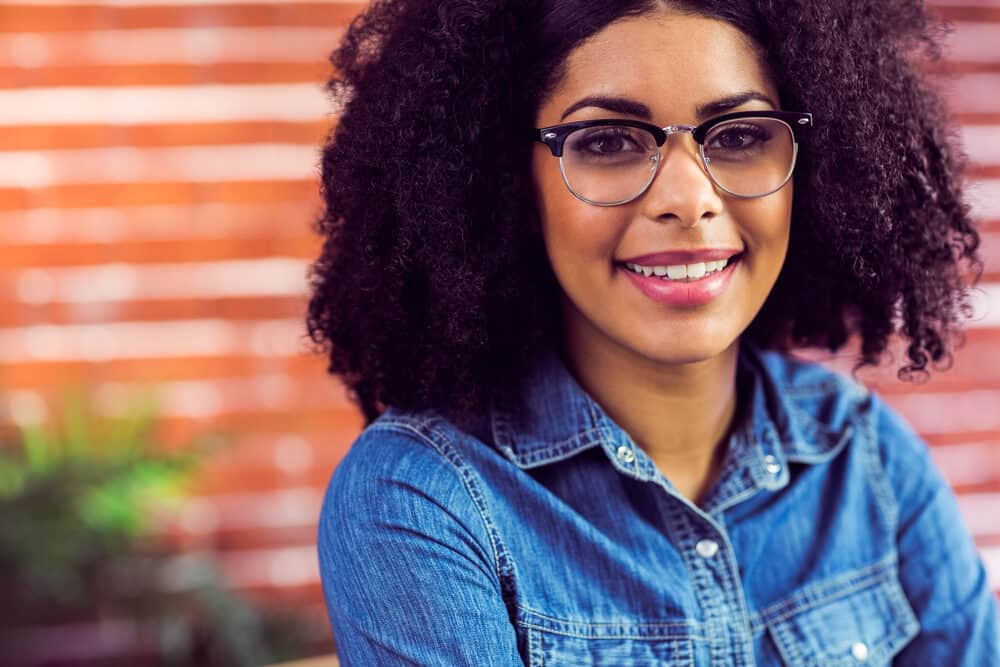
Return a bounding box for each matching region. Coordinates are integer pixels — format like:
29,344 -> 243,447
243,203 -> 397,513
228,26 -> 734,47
624,257 -> 734,281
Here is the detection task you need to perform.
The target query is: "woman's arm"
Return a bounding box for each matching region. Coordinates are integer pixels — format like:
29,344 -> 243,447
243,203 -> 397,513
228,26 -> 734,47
317,423 -> 524,666
869,393 -> 1000,664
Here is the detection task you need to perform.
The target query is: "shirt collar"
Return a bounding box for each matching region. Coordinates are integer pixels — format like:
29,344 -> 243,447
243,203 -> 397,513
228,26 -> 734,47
489,339 -> 859,479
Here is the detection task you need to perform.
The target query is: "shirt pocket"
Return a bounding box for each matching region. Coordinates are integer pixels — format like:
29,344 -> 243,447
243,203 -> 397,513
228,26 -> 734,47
765,570 -> 919,667
517,608 -> 695,667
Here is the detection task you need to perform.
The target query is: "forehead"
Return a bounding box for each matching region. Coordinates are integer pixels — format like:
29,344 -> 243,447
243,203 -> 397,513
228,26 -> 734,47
550,11 -> 777,120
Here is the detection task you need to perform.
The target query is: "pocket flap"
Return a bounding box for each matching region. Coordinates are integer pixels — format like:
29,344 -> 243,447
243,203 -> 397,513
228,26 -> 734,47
767,575 -> 919,666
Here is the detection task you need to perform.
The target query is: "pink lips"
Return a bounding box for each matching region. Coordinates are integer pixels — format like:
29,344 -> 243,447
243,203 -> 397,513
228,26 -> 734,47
619,252 -> 742,307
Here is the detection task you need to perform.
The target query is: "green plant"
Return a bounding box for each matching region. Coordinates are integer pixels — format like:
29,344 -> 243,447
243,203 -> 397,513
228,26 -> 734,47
0,388 -> 325,666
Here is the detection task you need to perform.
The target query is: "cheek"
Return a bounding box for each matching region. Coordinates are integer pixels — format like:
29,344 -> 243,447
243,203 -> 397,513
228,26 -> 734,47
734,187 -> 793,253
532,153 -> 620,269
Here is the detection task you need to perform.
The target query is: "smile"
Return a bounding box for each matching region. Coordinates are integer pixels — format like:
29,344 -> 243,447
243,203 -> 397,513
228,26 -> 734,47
618,253 -> 743,307
622,256 -> 734,282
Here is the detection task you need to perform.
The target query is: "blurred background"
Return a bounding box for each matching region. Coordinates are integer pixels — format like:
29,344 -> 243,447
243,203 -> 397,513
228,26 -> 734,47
0,0 -> 998,665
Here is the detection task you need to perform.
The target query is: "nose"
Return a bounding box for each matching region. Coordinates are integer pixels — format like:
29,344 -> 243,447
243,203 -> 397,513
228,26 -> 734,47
638,130 -> 723,228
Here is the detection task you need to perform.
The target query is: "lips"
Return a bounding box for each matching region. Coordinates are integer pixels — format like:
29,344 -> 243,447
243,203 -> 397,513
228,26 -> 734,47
618,252 -> 742,307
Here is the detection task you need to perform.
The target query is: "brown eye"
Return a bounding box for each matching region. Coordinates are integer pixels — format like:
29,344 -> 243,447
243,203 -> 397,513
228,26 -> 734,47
706,122 -> 772,151
573,128 -> 644,156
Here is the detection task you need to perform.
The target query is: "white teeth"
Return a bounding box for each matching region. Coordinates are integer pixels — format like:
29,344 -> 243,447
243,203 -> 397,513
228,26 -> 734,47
624,256 -> 735,281
686,262 -> 707,279
665,264 -> 687,280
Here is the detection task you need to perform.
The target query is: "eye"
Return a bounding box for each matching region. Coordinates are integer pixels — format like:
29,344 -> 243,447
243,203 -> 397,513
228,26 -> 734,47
706,122 -> 772,151
568,127 -> 648,157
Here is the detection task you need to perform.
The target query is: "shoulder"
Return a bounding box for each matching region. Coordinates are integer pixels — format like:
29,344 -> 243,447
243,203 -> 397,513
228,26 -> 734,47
322,407 -> 474,518
318,407 -> 496,559
316,408 -> 524,664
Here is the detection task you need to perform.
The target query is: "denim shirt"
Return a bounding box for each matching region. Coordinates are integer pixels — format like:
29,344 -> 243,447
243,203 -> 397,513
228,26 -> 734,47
318,341 -> 1000,666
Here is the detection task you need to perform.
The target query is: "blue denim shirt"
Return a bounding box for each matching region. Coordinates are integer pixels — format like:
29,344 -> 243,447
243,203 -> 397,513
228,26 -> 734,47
318,341 -> 1000,666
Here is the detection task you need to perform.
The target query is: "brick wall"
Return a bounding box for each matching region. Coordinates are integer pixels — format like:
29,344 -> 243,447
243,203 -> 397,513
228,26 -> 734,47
0,0 -> 997,644
0,1 -> 365,634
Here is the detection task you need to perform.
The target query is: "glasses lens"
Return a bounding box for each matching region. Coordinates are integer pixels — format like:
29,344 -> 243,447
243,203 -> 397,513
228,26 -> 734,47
560,125 -> 659,204
702,117 -> 795,197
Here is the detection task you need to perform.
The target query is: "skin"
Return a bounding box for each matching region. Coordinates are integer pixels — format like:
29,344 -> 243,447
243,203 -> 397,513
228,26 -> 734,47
531,8 -> 793,505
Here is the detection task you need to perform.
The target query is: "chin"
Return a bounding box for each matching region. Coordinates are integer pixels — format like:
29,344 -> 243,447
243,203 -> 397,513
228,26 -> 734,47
630,331 -> 741,367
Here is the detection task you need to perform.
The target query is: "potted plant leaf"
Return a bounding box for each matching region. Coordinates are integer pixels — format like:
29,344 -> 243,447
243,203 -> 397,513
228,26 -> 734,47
0,388 -> 327,666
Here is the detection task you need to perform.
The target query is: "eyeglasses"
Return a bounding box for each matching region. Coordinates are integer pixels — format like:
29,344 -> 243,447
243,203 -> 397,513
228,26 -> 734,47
531,110 -> 813,206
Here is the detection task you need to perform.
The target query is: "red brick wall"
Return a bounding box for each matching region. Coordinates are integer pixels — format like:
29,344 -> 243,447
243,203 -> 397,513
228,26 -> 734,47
0,1 -> 367,627
0,0 -> 997,634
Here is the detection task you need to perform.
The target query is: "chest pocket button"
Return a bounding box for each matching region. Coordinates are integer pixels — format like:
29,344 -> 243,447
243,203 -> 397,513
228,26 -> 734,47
851,642 -> 869,661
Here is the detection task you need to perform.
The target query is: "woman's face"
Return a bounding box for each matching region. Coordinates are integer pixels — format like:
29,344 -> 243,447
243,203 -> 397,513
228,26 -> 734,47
531,9 -> 792,368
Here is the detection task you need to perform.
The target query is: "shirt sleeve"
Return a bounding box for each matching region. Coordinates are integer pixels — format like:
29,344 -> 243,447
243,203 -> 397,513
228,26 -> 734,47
869,393 -> 1000,664
317,423 -> 525,667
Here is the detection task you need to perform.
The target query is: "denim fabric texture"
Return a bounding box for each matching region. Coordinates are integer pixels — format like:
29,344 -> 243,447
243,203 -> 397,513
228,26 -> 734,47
318,340 -> 1000,666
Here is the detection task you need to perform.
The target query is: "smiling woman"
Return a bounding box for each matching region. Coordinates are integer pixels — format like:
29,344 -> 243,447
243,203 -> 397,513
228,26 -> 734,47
529,12 -> 798,499
307,1 -> 999,665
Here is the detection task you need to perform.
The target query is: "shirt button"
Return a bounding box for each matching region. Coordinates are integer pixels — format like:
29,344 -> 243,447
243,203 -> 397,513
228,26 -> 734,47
851,642 -> 869,661
695,539 -> 719,558
763,454 -> 781,475
615,445 -> 635,463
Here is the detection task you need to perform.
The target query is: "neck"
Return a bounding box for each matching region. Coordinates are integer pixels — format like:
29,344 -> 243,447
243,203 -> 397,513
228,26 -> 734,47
562,319 -> 741,504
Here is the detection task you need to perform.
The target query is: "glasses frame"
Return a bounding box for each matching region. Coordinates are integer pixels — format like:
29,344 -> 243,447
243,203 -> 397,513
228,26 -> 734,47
531,110 -> 814,206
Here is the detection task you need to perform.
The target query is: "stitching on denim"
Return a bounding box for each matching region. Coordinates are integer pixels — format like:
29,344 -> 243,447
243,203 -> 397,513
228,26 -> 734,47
516,620 -> 700,642
511,429 -> 606,465
752,555 -> 896,629
372,419 -> 519,610
704,425 -> 763,514
490,399 -> 607,467
525,625 -> 697,667
518,605 -> 696,630
527,626 -> 543,667
784,423 -> 854,465
769,614 -> 802,665
882,575 -> 921,654
517,621 -> 697,641
712,518 -> 756,666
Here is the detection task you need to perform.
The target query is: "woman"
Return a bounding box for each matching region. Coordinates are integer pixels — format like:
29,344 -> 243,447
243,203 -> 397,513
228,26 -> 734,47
308,0 -> 1000,664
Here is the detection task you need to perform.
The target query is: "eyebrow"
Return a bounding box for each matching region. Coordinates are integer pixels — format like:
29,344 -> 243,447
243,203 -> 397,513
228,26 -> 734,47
558,90 -> 778,122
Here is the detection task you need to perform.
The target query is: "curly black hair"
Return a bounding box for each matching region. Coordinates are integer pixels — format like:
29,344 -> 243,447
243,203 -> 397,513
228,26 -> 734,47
307,0 -> 982,425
